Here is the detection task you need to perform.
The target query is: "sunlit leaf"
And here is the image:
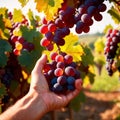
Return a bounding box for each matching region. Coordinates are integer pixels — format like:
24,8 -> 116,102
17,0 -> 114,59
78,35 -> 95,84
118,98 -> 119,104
0,7 -> 8,18
13,9 -> 23,22
4,18 -> 12,29
61,33 -> 84,62
0,15 -> 5,30
18,0 -> 29,7
27,9 -> 40,27
81,45 -> 94,66
34,0 -> 63,20
94,37 -> 105,53
103,24 -> 113,34
108,6 -> 120,24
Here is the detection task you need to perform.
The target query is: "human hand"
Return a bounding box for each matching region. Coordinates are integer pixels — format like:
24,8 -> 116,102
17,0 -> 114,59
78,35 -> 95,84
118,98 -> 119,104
29,54 -> 82,112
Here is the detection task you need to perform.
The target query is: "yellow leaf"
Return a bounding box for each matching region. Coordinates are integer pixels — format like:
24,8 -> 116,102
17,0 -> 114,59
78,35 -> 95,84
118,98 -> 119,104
13,9 -> 23,22
34,0 -> 63,20
61,33 -> 84,62
4,18 -> 12,28
83,76 -> 90,88
0,7 -> 8,17
43,33 -> 84,62
0,29 -> 8,40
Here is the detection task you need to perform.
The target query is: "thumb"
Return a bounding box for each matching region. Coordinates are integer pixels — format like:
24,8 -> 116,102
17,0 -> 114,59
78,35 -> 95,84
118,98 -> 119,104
32,54 -> 47,74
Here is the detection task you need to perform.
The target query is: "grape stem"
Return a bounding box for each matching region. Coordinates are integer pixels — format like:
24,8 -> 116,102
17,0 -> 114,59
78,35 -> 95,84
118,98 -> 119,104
57,44 -> 61,52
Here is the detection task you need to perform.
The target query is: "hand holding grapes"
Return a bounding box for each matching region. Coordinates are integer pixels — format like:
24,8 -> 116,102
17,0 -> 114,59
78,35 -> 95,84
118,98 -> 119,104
29,54 -> 82,112
0,54 -> 82,120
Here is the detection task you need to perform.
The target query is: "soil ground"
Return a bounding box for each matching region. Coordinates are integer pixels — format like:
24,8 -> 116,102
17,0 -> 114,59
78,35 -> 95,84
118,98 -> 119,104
41,89 -> 120,120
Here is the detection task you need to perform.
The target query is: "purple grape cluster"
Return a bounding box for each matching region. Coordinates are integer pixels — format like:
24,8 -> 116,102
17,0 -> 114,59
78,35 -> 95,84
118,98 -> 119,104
8,12 -> 34,56
104,29 -> 120,76
40,0 -> 106,51
75,0 -> 106,34
43,52 -> 82,94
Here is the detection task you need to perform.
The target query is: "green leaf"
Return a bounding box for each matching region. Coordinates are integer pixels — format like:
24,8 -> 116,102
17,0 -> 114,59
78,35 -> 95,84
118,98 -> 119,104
10,80 -> 19,93
70,92 -> 86,111
81,45 -> 94,66
18,0 -> 29,7
0,39 -> 12,52
0,15 -> 5,30
18,50 -> 34,73
20,26 -> 41,42
0,83 -> 7,98
13,9 -> 23,22
0,52 -> 8,67
48,0 -> 55,7
27,9 -> 40,27
108,7 -> 120,24
0,40 -> 12,67
18,37 -> 43,73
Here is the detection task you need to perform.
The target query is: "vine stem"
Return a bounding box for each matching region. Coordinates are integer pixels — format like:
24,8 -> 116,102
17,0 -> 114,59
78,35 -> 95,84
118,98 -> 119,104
68,105 -> 74,120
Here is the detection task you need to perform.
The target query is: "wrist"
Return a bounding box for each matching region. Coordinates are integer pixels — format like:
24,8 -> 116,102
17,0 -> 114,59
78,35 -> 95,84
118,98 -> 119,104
19,91 -> 48,120
0,92 -> 48,120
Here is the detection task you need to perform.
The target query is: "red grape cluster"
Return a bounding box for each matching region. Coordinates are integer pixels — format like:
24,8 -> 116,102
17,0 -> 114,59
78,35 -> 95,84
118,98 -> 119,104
10,35 -> 34,56
43,52 -> 82,94
8,15 -> 35,56
40,0 -> 106,50
104,29 -> 120,76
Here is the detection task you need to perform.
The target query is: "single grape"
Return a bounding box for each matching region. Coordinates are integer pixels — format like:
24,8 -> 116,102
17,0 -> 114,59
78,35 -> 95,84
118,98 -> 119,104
57,76 -> 67,85
54,68 -> 63,76
65,66 -> 75,76
64,54 -> 73,64
40,38 -> 50,47
50,52 -> 58,60
51,77 -> 57,86
48,23 -> 56,32
55,54 -> 64,62
40,24 -> 48,34
52,83 -> 63,93
67,76 -> 75,85
56,62 -> 65,69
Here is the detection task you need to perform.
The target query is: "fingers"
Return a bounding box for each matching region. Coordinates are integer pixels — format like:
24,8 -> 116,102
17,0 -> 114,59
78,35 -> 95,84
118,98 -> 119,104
75,79 -> 83,90
65,79 -> 83,102
33,54 -> 47,74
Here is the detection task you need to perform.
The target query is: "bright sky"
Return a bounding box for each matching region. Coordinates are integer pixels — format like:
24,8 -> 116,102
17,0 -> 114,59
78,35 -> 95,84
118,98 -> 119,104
0,0 -> 117,34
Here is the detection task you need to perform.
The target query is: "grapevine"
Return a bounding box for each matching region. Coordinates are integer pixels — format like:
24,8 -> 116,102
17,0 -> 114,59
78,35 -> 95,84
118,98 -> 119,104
0,0 -> 115,114
39,0 -> 106,93
104,29 -> 120,76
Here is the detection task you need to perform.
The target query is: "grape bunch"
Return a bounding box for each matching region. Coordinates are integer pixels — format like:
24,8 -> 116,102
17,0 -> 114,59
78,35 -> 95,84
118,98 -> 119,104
104,29 -> 120,76
0,68 -> 13,88
75,0 -> 106,34
43,52 -> 82,94
40,0 -> 106,51
8,13 -> 34,56
10,35 -> 34,56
